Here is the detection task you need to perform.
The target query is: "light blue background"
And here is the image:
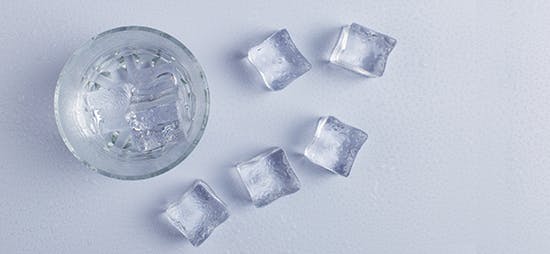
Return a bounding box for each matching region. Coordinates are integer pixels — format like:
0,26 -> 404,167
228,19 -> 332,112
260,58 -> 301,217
0,0 -> 547,253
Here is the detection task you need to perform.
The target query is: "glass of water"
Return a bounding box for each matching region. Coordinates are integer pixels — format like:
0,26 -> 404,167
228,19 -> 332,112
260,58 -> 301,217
55,26 -> 209,180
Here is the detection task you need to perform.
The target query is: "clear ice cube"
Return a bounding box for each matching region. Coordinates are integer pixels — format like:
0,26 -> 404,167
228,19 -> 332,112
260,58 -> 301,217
329,23 -> 396,77
128,121 -> 183,152
85,83 -> 132,132
247,29 -> 311,91
127,100 -> 180,131
125,97 -> 185,153
236,147 -> 301,207
304,116 -> 368,177
131,72 -> 178,103
165,180 -> 230,247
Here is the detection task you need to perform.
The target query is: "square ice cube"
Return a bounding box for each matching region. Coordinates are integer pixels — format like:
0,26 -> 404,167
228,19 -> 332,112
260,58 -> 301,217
85,84 -> 132,132
127,102 -> 180,131
164,180 -> 229,247
131,72 -> 178,103
329,23 -> 396,77
247,29 -> 312,91
236,147 -> 301,207
128,121 -> 184,152
304,116 -> 368,177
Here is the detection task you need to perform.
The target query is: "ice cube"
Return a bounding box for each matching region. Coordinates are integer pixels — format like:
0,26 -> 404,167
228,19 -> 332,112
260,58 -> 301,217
85,84 -> 132,132
304,116 -> 368,177
127,100 -> 180,131
165,180 -> 230,247
128,121 -> 184,152
236,147 -> 301,207
131,72 -> 178,103
247,29 -> 311,91
329,23 -> 396,77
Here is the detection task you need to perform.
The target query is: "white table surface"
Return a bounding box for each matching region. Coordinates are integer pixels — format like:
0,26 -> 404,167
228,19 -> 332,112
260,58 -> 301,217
1,1 -> 549,253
